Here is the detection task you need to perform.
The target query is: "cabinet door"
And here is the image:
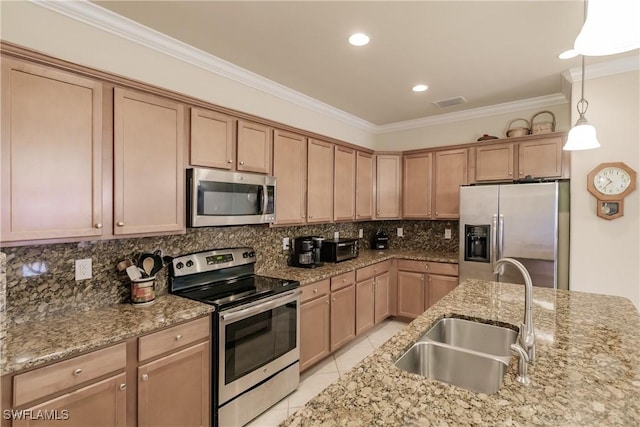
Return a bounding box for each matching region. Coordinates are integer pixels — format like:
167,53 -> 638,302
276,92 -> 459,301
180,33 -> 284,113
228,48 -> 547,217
190,108 -> 234,169
307,139 -> 334,223
433,149 -> 468,219
475,143 -> 514,182
375,154 -> 402,219
427,274 -> 459,309
273,130 -> 307,225
355,278 -> 375,335
13,373 -> 126,427
138,342 -> 210,427
330,285 -> 355,351
396,271 -> 425,318
518,137 -> 563,179
334,146 -> 356,221
300,295 -> 331,371
355,151 -> 374,220
403,153 -> 432,218
1,59 -> 103,242
374,271 -> 391,324
236,120 -> 272,174
113,88 -> 184,235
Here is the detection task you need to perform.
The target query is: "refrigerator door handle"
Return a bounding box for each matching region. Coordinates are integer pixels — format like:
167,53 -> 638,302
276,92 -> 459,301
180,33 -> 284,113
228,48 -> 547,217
498,214 -> 505,261
492,214 -> 498,279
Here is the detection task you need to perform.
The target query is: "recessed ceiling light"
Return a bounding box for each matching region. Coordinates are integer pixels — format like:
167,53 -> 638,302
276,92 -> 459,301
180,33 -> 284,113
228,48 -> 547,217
348,33 -> 370,46
412,84 -> 428,92
559,49 -> 580,59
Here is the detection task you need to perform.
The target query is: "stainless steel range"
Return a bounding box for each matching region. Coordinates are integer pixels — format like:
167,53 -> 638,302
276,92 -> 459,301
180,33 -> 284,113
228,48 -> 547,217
169,248 -> 300,427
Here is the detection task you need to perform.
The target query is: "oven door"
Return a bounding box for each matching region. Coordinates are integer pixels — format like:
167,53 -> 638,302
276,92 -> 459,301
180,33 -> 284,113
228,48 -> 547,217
218,289 -> 300,405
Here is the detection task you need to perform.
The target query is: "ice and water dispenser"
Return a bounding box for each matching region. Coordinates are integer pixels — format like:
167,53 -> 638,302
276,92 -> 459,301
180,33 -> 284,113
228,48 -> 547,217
464,225 -> 490,263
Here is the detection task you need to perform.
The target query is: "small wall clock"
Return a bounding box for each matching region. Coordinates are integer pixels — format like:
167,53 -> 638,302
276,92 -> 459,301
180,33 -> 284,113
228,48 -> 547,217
587,162 -> 637,220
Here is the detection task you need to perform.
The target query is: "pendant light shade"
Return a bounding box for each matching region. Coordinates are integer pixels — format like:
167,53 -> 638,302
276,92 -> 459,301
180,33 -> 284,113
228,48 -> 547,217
574,0 -> 640,56
564,122 -> 600,150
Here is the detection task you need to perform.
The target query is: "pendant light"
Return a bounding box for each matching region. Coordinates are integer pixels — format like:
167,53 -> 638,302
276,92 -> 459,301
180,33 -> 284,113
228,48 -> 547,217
563,0 -> 600,151
574,0 -> 640,56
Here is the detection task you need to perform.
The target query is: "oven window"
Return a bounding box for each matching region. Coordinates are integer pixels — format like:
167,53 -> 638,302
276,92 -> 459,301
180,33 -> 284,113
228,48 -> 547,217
198,181 -> 261,216
224,301 -> 297,384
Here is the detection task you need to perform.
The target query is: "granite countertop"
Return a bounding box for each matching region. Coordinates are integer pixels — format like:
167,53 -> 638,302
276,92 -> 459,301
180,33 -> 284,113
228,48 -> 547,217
1,294 -> 214,376
259,249 -> 458,285
284,279 -> 640,426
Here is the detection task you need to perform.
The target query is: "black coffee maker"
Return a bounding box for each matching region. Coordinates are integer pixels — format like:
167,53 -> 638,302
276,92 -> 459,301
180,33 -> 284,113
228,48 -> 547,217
371,230 -> 389,250
292,236 -> 324,268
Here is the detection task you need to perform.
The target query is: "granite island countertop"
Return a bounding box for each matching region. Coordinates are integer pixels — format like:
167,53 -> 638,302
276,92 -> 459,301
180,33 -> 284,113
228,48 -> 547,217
259,249 -> 458,285
1,294 -> 214,376
283,279 -> 640,426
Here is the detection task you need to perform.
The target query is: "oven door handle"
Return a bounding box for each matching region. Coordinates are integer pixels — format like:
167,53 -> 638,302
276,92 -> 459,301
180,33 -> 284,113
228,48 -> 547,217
220,289 -> 301,323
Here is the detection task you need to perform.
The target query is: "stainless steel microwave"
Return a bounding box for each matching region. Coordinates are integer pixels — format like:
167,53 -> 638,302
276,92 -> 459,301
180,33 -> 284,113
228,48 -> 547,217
187,168 -> 276,227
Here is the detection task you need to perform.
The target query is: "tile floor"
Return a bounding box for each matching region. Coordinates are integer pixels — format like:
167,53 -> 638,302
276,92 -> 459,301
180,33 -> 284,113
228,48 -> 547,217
246,319 -> 408,427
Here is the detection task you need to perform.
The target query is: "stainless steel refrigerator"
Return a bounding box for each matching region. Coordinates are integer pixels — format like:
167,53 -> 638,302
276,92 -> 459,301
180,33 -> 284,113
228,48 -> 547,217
459,182 -> 569,289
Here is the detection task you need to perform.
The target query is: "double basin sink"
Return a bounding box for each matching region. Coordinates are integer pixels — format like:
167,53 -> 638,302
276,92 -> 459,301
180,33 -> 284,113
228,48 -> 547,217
394,317 -> 518,394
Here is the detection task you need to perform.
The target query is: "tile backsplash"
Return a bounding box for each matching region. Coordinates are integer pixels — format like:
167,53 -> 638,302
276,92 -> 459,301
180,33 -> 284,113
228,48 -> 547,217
1,220 -> 458,326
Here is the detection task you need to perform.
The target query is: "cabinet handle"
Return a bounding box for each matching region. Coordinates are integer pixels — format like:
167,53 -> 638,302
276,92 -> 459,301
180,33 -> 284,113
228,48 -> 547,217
376,211 -> 380,215
116,222 -> 124,227
325,300 -> 330,305
425,265 -> 429,270
519,171 -> 523,175
428,211 -> 431,216
309,215 -> 313,219
119,384 -> 127,391
313,288 -> 318,293
509,172 -> 513,176
421,277 -> 424,281
228,159 -> 233,164
239,161 -> 245,166
141,374 -> 149,381
342,278 -> 346,282
94,223 -> 103,229
73,368 -> 82,376
175,334 -> 183,341
332,298 -> 336,302
301,215 -> 306,219
429,278 -> 432,283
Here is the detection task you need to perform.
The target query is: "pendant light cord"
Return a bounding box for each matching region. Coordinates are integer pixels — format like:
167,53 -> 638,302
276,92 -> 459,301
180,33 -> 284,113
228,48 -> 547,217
577,0 -> 589,118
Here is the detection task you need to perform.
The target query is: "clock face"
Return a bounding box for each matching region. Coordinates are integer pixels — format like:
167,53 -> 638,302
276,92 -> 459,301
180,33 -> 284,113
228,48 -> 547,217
593,167 -> 631,195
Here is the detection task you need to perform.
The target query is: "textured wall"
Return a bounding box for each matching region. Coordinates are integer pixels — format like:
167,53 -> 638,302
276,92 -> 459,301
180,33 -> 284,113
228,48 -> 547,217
2,220 -> 458,326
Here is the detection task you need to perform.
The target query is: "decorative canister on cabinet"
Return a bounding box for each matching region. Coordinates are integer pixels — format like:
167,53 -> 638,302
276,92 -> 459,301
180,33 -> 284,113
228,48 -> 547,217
505,118 -> 531,137
530,110 -> 556,134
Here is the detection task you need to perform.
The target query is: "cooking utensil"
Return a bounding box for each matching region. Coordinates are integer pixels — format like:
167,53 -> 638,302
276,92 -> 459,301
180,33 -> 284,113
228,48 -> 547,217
150,254 -> 164,276
126,265 -> 142,281
142,257 -> 154,276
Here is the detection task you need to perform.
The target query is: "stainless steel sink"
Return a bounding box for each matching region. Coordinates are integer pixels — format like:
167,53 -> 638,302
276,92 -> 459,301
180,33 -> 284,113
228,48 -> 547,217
420,317 -> 517,360
394,342 -> 509,394
394,317 -> 518,393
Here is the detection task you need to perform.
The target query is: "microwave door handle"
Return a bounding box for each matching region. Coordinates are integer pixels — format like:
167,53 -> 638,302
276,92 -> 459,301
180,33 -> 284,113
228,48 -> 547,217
257,185 -> 265,215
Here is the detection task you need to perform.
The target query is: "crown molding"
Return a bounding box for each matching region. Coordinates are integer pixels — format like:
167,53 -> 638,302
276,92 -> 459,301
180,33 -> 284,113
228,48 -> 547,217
32,0 -> 378,133
562,55 -> 640,83
375,94 -> 568,134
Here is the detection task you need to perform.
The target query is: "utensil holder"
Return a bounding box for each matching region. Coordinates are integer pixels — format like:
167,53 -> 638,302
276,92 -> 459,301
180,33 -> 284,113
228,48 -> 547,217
131,276 -> 156,307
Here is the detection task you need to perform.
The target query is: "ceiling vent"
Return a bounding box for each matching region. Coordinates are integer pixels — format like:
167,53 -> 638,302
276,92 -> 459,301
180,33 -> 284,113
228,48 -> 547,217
433,96 -> 467,108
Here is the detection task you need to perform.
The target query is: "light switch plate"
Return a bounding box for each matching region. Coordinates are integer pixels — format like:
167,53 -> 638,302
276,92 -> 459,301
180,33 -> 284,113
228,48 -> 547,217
444,228 -> 452,239
334,231 -> 340,239
397,228 -> 404,237
75,258 -> 92,281
283,237 -> 290,250
358,229 -> 363,238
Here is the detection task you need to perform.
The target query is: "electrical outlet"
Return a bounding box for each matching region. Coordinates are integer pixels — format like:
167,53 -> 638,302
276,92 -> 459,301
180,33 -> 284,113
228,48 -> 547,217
75,258 -> 92,281
397,227 -> 404,237
444,228 -> 452,239
283,237 -> 290,250
334,231 -> 340,240
358,229 -> 363,238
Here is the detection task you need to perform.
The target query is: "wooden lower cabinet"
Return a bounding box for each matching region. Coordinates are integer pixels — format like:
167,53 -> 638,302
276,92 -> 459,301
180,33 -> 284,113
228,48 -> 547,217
355,278 -> 375,335
397,260 -> 459,319
397,271 -> 426,318
427,274 -> 459,309
330,285 -> 356,350
300,294 -> 331,371
138,342 -> 209,427
374,271 -> 391,323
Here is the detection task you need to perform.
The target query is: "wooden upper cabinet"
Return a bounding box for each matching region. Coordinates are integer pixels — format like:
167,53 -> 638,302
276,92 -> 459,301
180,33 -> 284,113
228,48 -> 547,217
1,59 -> 103,242
474,143 -> 514,182
307,139 -> 334,223
273,129 -> 307,225
375,154 -> 402,219
236,120 -> 272,174
433,149 -> 468,219
113,88 -> 185,235
355,151 -> 374,220
518,137 -> 563,179
403,152 -> 433,218
334,146 -> 356,221
190,108 -> 234,170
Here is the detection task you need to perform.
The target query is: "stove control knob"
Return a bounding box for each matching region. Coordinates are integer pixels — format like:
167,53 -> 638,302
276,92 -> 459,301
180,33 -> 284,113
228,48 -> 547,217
242,252 -> 248,258
249,251 -> 255,258
176,262 -> 184,269
185,260 -> 194,268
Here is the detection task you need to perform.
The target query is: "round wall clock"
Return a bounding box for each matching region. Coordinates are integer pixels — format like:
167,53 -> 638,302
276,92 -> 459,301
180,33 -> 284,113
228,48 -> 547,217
587,162 -> 637,220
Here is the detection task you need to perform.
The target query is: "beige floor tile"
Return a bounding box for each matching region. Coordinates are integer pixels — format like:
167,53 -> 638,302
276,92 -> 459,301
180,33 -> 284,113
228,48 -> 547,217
335,345 -> 374,375
245,406 -> 289,427
300,355 -> 338,378
288,371 -> 339,407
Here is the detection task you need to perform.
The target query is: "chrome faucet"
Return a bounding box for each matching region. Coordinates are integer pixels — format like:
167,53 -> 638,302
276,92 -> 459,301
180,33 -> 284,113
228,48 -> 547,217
494,257 -> 536,363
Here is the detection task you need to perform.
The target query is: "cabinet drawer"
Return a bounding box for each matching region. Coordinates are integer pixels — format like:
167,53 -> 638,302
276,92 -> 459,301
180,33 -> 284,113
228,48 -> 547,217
356,260 -> 391,282
301,279 -> 331,304
398,260 -> 458,276
330,271 -> 356,292
138,316 -> 210,362
13,342 -> 126,407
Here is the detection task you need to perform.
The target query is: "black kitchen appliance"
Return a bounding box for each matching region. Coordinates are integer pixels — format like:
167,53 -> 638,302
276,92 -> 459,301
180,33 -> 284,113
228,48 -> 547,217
169,247 -> 300,427
371,230 -> 389,250
291,236 -> 324,268
321,238 -> 358,263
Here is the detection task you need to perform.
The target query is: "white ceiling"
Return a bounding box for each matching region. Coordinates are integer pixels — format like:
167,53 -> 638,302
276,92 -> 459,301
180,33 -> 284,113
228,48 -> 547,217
92,1 -> 637,126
